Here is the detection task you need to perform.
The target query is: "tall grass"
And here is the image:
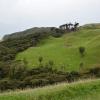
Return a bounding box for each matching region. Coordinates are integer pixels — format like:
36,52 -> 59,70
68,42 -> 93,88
0,79 -> 100,100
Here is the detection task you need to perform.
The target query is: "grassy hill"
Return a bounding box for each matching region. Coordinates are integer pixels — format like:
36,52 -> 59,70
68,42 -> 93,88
81,23 -> 100,29
16,29 -> 100,71
0,79 -> 100,100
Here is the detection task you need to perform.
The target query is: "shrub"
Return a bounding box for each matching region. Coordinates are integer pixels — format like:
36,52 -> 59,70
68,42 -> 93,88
79,46 -> 85,57
66,71 -> 80,82
88,66 -> 100,77
51,28 -> 65,37
9,61 -> 27,79
38,56 -> 43,67
0,79 -> 15,91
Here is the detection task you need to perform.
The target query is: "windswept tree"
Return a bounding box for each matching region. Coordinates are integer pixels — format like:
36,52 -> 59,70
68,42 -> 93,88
68,23 -> 73,31
65,24 -> 69,30
74,22 -> 79,31
59,22 -> 79,32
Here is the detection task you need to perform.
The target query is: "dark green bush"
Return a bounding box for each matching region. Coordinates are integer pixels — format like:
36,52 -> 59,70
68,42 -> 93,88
88,67 -> 100,77
79,46 -> 85,57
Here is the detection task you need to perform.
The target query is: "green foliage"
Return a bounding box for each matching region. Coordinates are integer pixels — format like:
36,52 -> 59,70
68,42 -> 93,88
38,56 -> 43,65
0,31 -> 51,62
51,28 -> 65,37
3,27 -> 56,40
79,46 -> 85,57
88,66 -> 100,77
0,79 -> 100,100
48,60 -> 54,67
0,62 -> 11,78
0,61 -> 100,91
9,61 -> 27,79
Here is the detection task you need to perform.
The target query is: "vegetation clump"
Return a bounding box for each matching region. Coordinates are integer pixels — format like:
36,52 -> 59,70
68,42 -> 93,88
79,46 -> 85,57
0,60 -> 100,91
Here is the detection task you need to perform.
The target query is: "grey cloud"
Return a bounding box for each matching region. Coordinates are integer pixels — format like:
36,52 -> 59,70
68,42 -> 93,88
0,0 -> 100,38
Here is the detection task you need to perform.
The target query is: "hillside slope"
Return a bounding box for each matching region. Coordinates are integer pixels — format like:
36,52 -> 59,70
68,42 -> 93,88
81,23 -> 100,29
16,29 -> 100,71
0,79 -> 100,100
3,27 -> 54,40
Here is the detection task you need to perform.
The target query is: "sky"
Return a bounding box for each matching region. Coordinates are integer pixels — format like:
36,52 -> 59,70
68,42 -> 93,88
0,0 -> 100,38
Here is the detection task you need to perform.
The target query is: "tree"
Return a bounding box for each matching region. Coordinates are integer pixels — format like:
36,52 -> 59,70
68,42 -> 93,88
79,47 -> 85,57
38,56 -> 43,67
68,23 -> 73,31
74,22 -> 79,31
59,22 -> 79,32
65,24 -> 69,30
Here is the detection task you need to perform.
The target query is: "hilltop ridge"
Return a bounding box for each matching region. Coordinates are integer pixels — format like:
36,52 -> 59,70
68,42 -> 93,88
3,27 -> 54,40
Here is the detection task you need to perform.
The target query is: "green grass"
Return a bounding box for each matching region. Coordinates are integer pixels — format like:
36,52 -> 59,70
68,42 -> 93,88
0,79 -> 100,100
16,29 -> 100,71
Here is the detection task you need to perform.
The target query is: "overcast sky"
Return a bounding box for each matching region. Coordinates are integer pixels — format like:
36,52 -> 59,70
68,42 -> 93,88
0,0 -> 100,38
